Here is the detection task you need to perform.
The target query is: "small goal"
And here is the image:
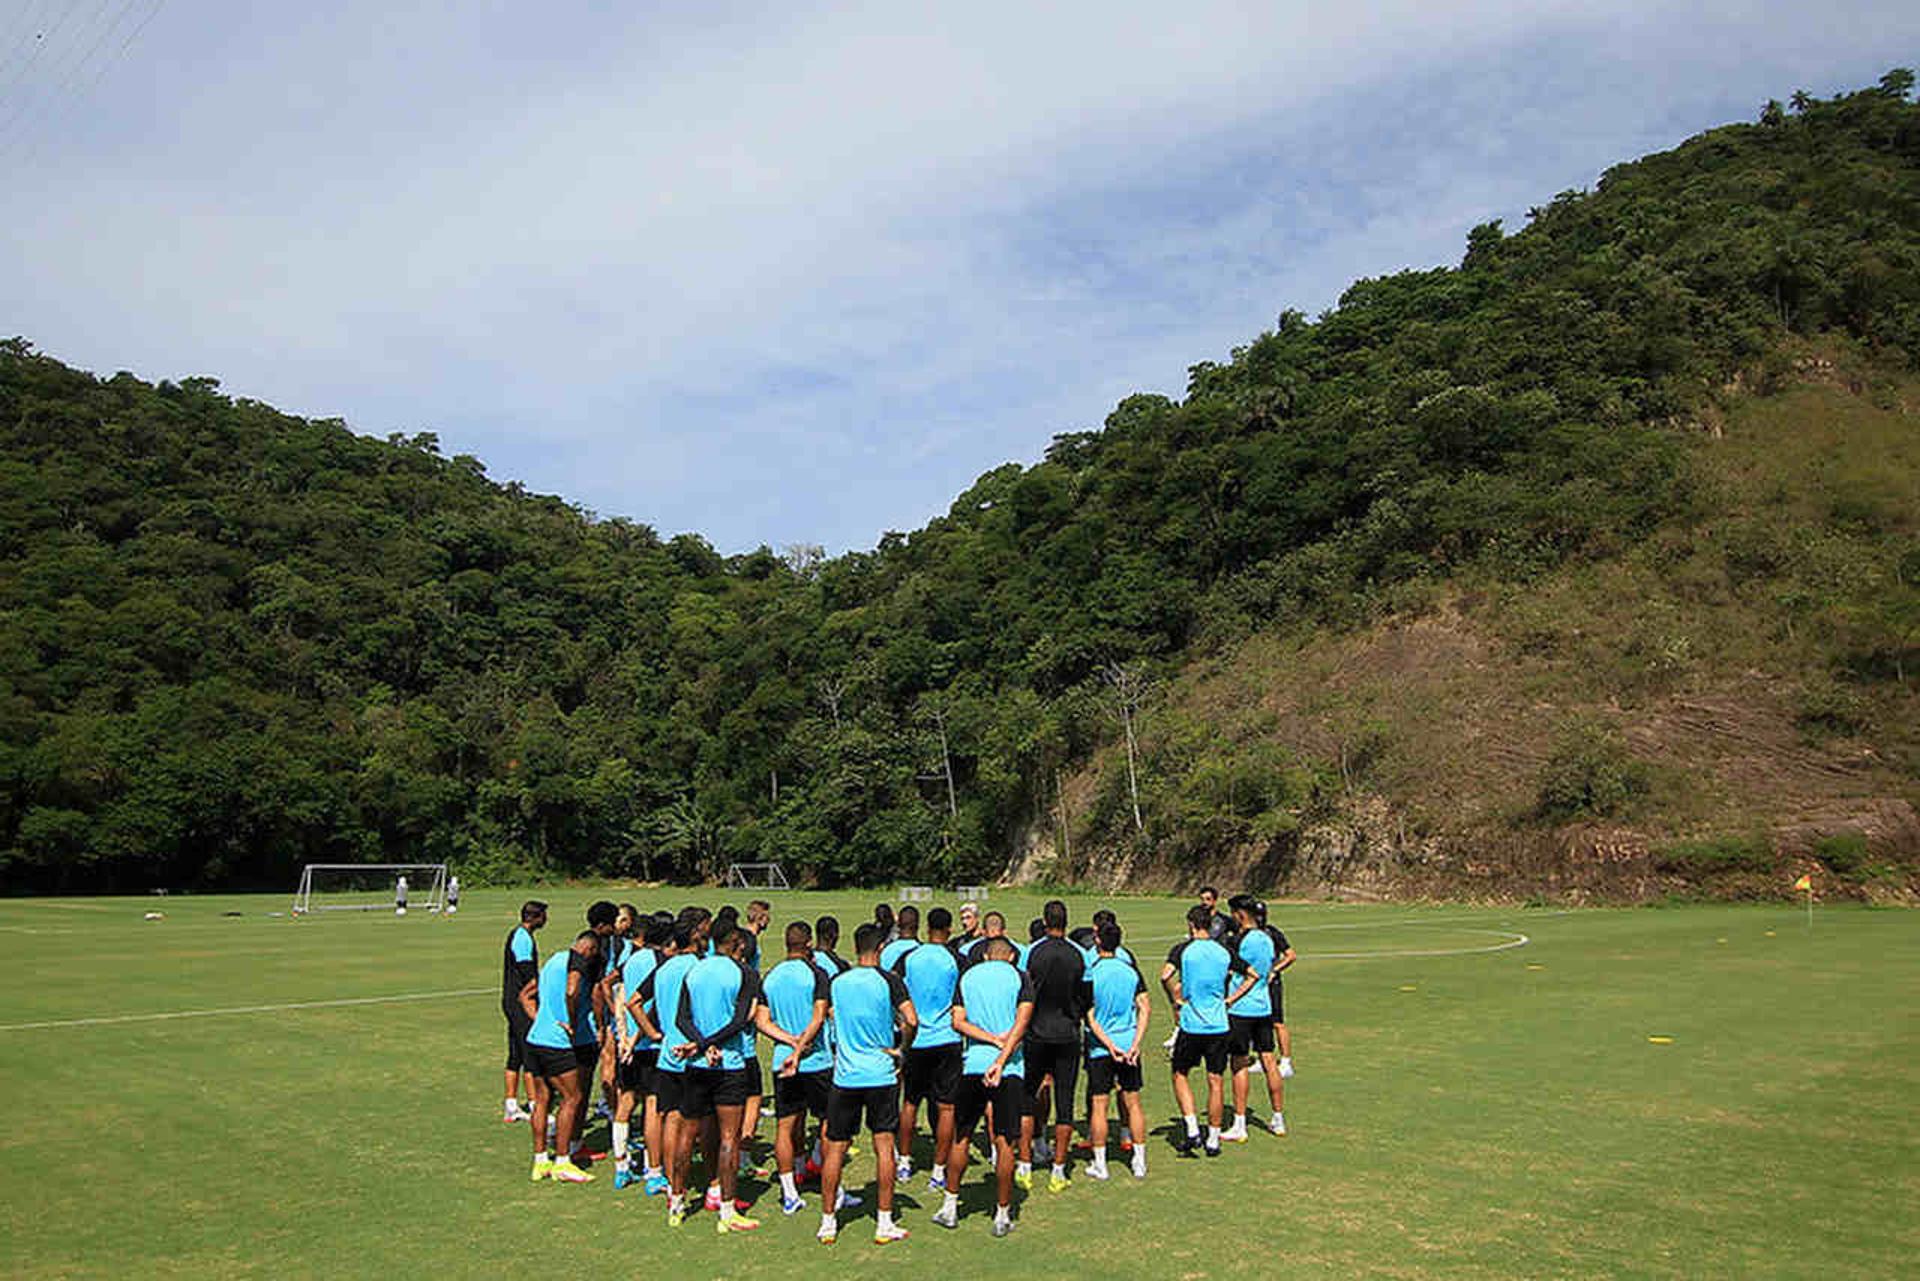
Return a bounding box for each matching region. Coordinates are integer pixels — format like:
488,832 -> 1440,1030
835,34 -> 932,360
954,883 -> 990,901
726,862 -> 791,890
293,864 -> 448,916
898,884 -> 933,902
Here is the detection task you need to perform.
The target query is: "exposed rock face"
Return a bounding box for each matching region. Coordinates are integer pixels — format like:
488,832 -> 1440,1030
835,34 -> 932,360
1003,795 -> 1920,904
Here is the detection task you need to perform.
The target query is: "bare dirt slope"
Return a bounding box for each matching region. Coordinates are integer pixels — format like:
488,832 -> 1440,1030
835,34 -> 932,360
1016,362 -> 1920,902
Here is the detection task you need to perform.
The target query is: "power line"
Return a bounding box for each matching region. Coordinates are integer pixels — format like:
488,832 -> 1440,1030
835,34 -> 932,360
0,0 -> 73,112
0,0 -> 59,99
3,0 -> 166,166
0,0 -> 119,149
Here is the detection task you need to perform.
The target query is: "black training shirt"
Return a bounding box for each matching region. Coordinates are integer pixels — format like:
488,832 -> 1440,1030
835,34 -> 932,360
1022,935 -> 1088,1043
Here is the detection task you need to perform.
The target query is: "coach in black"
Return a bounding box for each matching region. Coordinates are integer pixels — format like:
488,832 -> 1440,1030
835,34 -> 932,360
1022,898 -> 1087,1190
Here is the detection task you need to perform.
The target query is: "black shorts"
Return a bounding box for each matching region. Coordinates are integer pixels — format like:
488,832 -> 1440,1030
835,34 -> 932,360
1085,1054 -> 1143,1096
504,1007 -> 532,1071
526,1042 -> 582,1082
903,1044 -> 962,1107
654,1069 -> 688,1116
774,1069 -> 832,1120
1171,1030 -> 1230,1076
952,1073 -> 1024,1144
1024,1040 -> 1080,1125
620,1048 -> 659,1095
741,1056 -> 765,1099
824,1083 -> 900,1143
1228,1015 -> 1276,1056
681,1066 -> 753,1119
575,1042 -> 601,1072
1270,981 -> 1285,1023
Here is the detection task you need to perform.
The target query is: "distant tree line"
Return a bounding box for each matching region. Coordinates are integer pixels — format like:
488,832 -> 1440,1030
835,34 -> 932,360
1,76 -> 1916,891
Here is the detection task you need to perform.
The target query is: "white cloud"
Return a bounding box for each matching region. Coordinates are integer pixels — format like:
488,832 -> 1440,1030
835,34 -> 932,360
2,0 -> 1914,549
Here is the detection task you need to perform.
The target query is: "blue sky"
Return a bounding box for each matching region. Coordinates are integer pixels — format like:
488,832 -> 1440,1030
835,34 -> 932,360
2,1 -> 1915,552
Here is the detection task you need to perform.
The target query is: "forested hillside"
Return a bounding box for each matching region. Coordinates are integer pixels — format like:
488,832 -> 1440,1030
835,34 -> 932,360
3,76 -> 1918,894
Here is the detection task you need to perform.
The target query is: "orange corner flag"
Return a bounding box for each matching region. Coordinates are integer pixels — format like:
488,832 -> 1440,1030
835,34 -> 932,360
1793,873 -> 1812,892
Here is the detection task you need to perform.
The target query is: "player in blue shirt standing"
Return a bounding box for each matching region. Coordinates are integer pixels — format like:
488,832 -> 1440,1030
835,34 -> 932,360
1082,921 -> 1151,1181
522,930 -> 605,1184
818,923 -> 918,1246
677,923 -> 804,1235
1222,894 -> 1286,1143
1161,904 -> 1257,1157
761,920 -> 838,1215
637,919 -> 704,1226
895,906 -> 962,1191
612,913 -> 671,1191
500,900 -> 547,1124
939,935 -> 1034,1237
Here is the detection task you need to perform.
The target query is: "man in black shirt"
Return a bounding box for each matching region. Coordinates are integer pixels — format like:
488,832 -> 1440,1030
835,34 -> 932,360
1021,899 -> 1087,1192
1198,887 -> 1233,941
502,900 -> 548,1122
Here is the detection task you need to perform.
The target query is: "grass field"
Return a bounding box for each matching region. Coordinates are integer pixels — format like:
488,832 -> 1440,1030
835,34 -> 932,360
0,889 -> 1914,1278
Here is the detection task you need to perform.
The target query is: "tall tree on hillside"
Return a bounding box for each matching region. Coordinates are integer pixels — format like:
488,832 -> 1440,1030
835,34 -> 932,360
1103,662 -> 1150,836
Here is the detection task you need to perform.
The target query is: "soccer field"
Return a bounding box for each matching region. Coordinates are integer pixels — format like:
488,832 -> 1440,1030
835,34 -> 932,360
0,890 -> 1914,1278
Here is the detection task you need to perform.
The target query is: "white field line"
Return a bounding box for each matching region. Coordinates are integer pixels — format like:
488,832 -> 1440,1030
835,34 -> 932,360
1126,923 -> 1535,959
1308,929 -> 1529,959
1,915 -> 1549,1033
0,987 -> 494,1033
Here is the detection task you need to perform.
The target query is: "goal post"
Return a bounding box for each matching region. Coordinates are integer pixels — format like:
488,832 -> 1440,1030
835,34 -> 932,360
293,864 -> 448,915
725,862 -> 791,890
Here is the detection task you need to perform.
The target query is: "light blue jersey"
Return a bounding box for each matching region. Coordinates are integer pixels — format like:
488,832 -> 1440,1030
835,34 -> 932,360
1084,955 -> 1147,1059
1167,937 -> 1249,1035
620,946 -> 663,1047
879,937 -> 920,972
900,940 -> 960,1048
828,966 -> 908,1089
684,953 -> 760,1071
645,952 -> 700,1075
763,957 -> 832,1073
956,958 -> 1032,1078
527,950 -> 594,1050
1228,928 -> 1276,1020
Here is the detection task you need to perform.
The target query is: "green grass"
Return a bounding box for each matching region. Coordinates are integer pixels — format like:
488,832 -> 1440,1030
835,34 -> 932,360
0,889 -> 1914,1277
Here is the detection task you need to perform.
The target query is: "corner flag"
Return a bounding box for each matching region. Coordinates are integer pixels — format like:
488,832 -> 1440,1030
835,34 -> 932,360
1793,873 -> 1812,891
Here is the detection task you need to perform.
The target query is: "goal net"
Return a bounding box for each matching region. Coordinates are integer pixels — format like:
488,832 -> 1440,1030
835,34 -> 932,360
293,864 -> 448,915
725,862 -> 790,890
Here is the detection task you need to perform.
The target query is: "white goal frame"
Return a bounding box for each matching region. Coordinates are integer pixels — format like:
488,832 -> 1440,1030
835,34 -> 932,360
293,864 -> 448,915
725,862 -> 791,890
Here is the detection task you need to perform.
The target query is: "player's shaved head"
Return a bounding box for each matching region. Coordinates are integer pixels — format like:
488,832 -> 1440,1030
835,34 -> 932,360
985,936 -> 1016,961
785,920 -> 812,951
853,922 -> 884,959
815,914 -> 840,947
982,911 -> 1006,935
896,904 -> 919,934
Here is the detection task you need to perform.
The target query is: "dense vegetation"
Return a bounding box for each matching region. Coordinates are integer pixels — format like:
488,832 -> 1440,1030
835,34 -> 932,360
3,76 -> 1918,892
